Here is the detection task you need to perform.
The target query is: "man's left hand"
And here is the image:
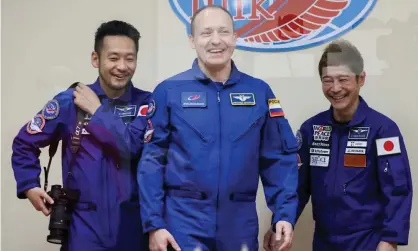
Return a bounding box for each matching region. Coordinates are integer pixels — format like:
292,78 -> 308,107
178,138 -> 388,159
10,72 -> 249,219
272,221 -> 293,251
376,241 -> 397,251
73,83 -> 101,115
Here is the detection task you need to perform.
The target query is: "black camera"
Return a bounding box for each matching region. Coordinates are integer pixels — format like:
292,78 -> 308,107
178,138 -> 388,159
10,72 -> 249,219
46,184 -> 80,245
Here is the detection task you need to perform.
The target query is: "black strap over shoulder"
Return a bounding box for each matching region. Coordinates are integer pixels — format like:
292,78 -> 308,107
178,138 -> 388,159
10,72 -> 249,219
43,82 -> 88,191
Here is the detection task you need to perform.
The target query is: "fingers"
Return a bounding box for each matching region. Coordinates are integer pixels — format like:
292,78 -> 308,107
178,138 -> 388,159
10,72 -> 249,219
167,235 -> 181,251
41,191 -> 54,205
275,225 -> 282,242
38,202 -> 51,216
263,230 -> 273,251
278,228 -> 293,251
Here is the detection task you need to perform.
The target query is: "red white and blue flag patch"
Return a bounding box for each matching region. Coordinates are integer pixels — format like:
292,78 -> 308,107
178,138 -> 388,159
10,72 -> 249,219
268,99 -> 284,117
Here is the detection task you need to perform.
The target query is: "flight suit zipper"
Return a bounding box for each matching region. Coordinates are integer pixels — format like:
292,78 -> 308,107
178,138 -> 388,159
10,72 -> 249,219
216,90 -> 221,237
332,127 -> 341,235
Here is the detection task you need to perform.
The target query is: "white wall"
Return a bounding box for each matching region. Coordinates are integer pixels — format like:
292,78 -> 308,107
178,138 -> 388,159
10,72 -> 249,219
2,0 -> 418,250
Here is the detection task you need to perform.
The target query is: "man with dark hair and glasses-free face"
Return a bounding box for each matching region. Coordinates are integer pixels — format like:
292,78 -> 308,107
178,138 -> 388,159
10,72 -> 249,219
263,39 -> 413,251
138,5 -> 299,251
11,20 -> 151,251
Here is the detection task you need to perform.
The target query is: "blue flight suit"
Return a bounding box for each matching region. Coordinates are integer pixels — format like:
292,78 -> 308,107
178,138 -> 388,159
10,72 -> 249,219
296,96 -> 413,251
11,78 -> 151,251
138,59 -> 299,251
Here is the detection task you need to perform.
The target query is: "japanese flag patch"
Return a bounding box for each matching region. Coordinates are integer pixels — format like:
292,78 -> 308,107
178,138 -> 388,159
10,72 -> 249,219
376,136 -> 401,156
268,99 -> 284,117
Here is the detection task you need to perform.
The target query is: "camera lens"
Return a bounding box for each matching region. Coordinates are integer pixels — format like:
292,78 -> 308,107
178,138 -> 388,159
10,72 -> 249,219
47,197 -> 71,244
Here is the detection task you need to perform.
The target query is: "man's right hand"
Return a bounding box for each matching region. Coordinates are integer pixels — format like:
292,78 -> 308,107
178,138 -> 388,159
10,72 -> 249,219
149,229 -> 181,251
24,187 -> 54,216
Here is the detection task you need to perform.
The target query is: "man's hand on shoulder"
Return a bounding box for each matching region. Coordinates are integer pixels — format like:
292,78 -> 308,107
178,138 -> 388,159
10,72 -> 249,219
149,229 -> 181,251
73,83 -> 101,115
25,187 -> 54,216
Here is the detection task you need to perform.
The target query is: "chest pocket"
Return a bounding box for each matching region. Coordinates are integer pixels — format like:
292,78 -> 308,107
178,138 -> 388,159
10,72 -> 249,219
229,109 -> 265,142
170,94 -> 213,143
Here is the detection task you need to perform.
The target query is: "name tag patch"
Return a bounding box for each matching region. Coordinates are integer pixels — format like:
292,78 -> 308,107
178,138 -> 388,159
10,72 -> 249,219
114,105 -> 137,117
348,127 -> 369,140
182,92 -> 207,107
345,148 -> 366,154
309,148 -> 330,155
310,155 -> 329,167
347,141 -> 367,147
230,93 -> 255,106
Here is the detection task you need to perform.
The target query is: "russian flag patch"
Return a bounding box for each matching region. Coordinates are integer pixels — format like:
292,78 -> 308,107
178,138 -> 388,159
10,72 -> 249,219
268,99 -> 284,117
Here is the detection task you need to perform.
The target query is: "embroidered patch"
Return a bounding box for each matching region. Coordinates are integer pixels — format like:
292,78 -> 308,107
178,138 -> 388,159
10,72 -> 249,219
42,99 -> 60,120
138,104 -> 148,117
230,93 -> 255,105
268,99 -> 284,117
376,137 -> 401,156
144,119 -> 154,143
313,125 -> 332,141
297,154 -> 302,169
114,105 -> 137,117
146,100 -> 156,118
296,130 -> 303,150
310,155 -> 329,167
181,92 -> 207,108
348,127 -> 369,140
26,114 -> 45,134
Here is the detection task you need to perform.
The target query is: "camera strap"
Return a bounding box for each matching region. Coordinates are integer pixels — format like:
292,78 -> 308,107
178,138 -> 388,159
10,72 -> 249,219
43,82 -> 88,191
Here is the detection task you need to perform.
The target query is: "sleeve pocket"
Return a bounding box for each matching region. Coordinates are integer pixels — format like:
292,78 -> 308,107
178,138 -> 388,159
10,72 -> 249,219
382,158 -> 408,196
278,118 -> 298,153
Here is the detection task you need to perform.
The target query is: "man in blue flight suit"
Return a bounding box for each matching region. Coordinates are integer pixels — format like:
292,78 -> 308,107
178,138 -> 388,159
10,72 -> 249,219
11,20 -> 151,251
264,40 -> 413,251
137,5 -> 299,251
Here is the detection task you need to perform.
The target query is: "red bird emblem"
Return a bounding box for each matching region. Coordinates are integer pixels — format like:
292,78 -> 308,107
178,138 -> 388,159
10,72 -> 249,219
235,0 -> 350,43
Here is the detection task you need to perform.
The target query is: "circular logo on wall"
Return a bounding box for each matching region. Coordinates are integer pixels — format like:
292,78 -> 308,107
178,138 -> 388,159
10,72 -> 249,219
169,0 -> 377,52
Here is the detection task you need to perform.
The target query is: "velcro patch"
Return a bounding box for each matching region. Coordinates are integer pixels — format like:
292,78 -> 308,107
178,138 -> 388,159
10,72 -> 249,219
181,92 -> 207,107
376,136 -> 401,156
26,114 -> 45,134
144,119 -> 154,143
268,99 -> 284,117
114,105 -> 137,117
138,105 -> 148,117
42,99 -> 60,120
230,93 -> 255,105
146,100 -> 156,118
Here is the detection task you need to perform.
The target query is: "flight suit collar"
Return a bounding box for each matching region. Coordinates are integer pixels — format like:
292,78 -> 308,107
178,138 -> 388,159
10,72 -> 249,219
191,58 -> 241,86
327,96 -> 369,127
90,77 -> 133,102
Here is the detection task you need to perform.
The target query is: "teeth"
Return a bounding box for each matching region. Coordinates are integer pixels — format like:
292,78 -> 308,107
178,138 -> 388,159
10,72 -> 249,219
209,49 -> 223,53
333,96 -> 344,100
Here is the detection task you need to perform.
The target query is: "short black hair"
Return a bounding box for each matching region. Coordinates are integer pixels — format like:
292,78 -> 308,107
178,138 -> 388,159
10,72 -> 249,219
318,39 -> 364,77
94,20 -> 141,55
190,5 -> 234,36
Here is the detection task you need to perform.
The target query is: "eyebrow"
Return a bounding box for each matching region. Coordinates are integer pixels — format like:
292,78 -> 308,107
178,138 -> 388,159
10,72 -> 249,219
107,52 -> 135,56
